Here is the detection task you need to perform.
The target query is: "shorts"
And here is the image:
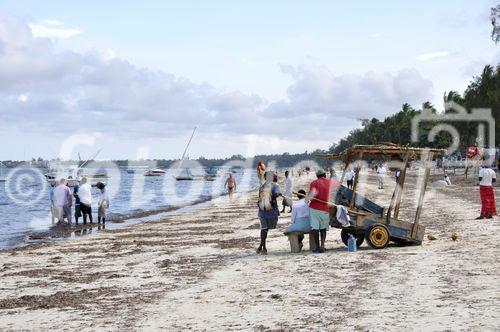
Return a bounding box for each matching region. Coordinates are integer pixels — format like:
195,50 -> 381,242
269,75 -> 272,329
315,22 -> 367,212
80,203 -> 92,215
347,180 -> 353,187
54,205 -> 71,220
259,217 -> 278,230
74,205 -> 82,218
309,208 -> 330,230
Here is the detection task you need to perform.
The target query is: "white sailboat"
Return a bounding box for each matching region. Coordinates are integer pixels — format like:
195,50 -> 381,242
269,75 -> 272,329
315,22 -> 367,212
174,127 -> 216,181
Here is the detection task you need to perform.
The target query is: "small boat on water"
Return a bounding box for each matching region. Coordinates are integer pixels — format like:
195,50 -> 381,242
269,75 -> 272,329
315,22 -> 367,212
175,169 -> 217,181
144,169 -> 166,176
173,127 -> 218,182
44,148 -> 108,187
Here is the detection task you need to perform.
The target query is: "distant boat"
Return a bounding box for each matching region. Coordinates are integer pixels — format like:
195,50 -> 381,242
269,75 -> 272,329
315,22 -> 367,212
144,169 -> 166,176
44,148 -> 107,187
175,169 -> 217,181
126,169 -> 135,174
174,127 -> 218,181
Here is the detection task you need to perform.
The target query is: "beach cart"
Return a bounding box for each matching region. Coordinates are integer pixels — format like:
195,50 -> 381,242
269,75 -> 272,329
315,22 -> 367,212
326,144 -> 445,249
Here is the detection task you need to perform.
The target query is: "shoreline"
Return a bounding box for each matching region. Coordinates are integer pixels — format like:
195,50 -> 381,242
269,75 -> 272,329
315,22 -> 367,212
3,185 -> 259,252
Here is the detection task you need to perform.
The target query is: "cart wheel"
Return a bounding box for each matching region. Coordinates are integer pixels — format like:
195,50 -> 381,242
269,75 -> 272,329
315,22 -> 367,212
340,229 -> 364,247
365,224 -> 390,249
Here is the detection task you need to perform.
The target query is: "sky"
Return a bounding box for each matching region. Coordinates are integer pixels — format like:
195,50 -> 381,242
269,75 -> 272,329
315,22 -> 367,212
0,0 -> 498,161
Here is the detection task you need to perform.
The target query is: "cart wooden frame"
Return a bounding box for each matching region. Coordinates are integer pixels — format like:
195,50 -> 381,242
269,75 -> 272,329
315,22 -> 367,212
326,144 -> 445,249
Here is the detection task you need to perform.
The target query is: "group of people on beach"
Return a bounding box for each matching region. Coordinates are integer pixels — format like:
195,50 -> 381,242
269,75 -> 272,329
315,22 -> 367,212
254,158 -> 498,254
50,178 -> 109,226
256,161 -> 339,255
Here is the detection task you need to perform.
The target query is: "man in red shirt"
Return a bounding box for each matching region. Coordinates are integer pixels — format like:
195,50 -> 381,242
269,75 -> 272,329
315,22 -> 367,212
308,169 -> 339,253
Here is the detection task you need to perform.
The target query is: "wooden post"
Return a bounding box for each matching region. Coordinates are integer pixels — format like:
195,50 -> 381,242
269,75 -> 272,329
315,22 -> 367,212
349,152 -> 363,209
308,233 -> 317,251
411,152 -> 433,238
287,234 -> 301,253
393,154 -> 409,219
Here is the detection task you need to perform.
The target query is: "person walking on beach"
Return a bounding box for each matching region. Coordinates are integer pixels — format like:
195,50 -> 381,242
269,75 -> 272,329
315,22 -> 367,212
377,164 -> 387,189
477,162 -> 497,219
225,173 -> 237,199
256,171 -> 281,255
78,177 -> 93,224
52,179 -> 72,225
307,169 -> 338,253
346,168 -> 355,189
257,161 -> 266,185
281,170 -> 293,213
96,182 -> 109,224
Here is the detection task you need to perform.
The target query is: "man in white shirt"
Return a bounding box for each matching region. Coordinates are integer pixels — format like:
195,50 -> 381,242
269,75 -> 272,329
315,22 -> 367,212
281,170 -> 293,213
78,177 -> 93,224
377,164 -> 387,189
346,169 -> 355,189
285,190 -> 311,250
477,165 -> 497,219
52,179 -> 72,224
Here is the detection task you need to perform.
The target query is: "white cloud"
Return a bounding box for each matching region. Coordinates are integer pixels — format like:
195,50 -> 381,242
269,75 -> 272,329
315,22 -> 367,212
18,94 -> 28,102
267,65 -> 433,122
0,13 -> 435,156
39,19 -> 63,26
28,19 -> 82,39
371,33 -> 383,38
415,51 -> 449,61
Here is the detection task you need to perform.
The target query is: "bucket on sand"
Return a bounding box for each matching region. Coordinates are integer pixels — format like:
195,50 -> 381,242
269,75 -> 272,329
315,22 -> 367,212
347,234 -> 357,252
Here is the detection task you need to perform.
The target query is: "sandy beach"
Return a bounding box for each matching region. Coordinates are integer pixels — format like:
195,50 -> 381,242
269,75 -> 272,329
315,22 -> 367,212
0,172 -> 499,331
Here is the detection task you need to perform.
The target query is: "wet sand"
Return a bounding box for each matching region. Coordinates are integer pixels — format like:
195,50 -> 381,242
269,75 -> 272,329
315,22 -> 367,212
0,172 -> 499,331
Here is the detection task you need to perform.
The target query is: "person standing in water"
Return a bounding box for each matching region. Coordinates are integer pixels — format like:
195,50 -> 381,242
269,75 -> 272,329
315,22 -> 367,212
78,177 -> 93,224
52,178 -> 72,225
225,173 -> 237,199
73,182 -> 82,225
96,182 -> 109,224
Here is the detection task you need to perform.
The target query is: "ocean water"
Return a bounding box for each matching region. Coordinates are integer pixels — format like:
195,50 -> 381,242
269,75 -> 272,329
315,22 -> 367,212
0,167 -> 258,250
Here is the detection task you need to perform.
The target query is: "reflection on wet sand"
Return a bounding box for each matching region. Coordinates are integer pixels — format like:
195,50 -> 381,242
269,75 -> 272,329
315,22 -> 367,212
27,223 -> 106,242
